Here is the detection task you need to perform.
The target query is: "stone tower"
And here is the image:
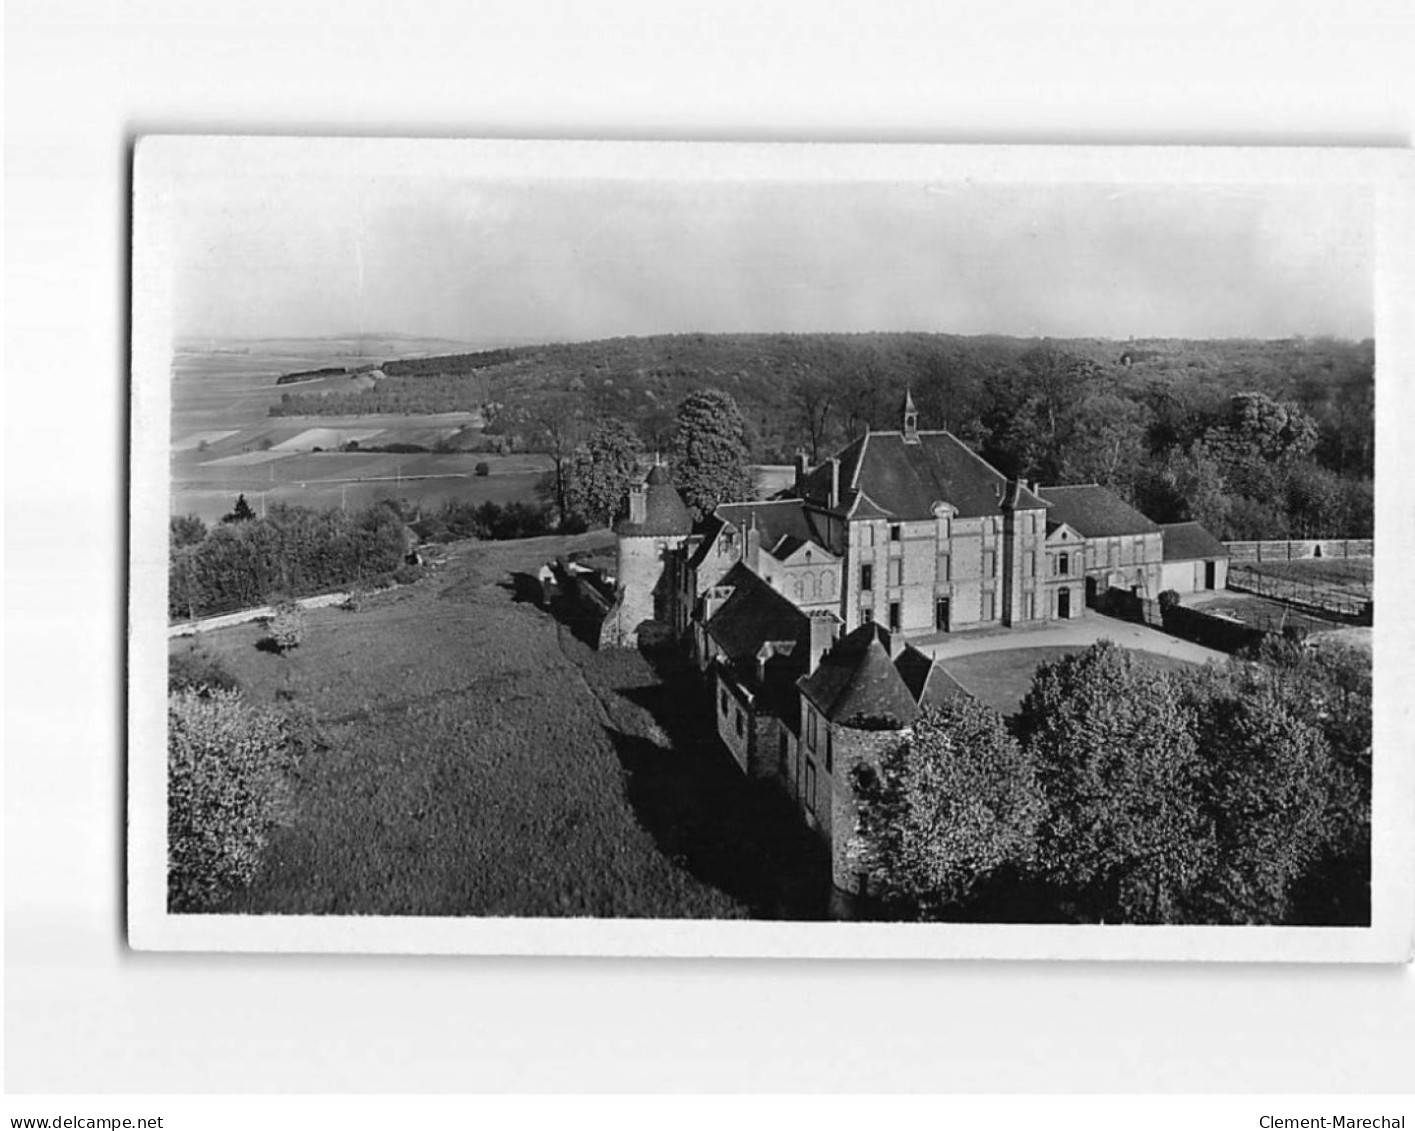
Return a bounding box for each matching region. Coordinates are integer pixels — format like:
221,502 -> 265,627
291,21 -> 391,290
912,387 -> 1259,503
601,464 -> 693,647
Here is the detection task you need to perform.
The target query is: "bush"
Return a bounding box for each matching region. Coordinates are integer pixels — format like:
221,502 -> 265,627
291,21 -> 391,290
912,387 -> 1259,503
1158,589 -> 1182,613
168,688 -> 295,911
392,562 -> 425,585
267,600 -> 306,652
168,643 -> 239,694
475,461 -> 491,477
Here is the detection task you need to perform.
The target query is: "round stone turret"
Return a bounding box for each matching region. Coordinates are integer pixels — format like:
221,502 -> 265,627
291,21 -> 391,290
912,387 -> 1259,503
604,465 -> 693,647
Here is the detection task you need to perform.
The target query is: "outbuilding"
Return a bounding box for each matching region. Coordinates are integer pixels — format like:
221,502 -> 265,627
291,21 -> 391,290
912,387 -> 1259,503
1159,521 -> 1230,594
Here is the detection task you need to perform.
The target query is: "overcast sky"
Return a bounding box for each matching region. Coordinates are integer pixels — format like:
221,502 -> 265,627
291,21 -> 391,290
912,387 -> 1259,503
172,172 -> 1373,344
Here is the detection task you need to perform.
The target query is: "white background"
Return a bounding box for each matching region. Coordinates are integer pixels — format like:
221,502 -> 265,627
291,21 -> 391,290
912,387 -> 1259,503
6,0 -> 1415,1094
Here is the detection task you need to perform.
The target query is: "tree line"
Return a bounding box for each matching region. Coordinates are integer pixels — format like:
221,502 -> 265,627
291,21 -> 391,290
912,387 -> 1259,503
168,498 -> 411,621
264,332 -> 1374,542
850,637 -> 1370,926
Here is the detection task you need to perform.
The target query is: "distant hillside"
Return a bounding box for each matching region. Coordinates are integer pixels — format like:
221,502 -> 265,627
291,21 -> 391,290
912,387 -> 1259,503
268,330 -> 1373,466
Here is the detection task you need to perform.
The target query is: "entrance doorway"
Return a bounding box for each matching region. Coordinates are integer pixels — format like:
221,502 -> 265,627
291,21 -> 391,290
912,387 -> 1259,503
1085,576 -> 1097,606
1204,560 -> 1216,590
1057,587 -> 1071,620
935,597 -> 950,632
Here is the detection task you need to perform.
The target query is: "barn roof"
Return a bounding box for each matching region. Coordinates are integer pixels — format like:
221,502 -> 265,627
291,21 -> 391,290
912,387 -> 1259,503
1037,484 -> 1160,538
614,464 -> 693,537
799,431 -> 1048,520
1160,521 -> 1229,562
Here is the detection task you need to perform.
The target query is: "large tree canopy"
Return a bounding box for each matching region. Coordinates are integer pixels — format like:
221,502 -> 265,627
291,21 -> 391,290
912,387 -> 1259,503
565,419 -> 644,528
849,697 -> 1043,918
1015,641 -> 1209,924
668,389 -> 755,519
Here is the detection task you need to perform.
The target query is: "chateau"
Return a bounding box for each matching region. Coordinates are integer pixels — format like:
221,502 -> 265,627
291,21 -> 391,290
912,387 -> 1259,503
599,396 -> 1230,900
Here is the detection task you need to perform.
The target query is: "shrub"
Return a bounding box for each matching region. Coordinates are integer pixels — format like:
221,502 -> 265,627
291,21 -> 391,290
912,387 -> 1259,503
392,562 -> 425,585
267,600 -> 306,652
168,643 -> 239,694
475,461 -> 491,477
1158,589 -> 1182,613
168,688 -> 295,911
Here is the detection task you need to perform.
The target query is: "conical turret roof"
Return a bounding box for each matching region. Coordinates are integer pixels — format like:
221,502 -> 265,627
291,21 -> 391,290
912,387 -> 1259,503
615,465 -> 694,536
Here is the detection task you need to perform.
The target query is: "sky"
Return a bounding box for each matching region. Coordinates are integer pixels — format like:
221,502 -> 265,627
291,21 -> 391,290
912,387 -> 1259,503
170,167 -> 1374,345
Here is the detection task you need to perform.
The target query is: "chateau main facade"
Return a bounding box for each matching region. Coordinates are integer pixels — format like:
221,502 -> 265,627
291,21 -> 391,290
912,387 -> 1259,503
599,397 -> 1229,901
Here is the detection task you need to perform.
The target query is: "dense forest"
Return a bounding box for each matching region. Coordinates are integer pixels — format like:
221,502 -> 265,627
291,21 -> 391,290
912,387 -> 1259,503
267,332 -> 1375,541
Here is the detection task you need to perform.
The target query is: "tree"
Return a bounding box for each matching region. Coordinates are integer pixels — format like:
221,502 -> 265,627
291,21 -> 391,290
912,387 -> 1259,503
849,698 -> 1044,918
170,513 -> 208,548
475,461 -> 491,477
1057,391 -> 1151,497
168,688 -> 295,911
787,367 -> 836,463
221,494 -> 257,524
668,389 -> 755,519
1015,641 -> 1209,923
565,419 -> 644,529
532,400 -> 583,528
267,600 -> 306,652
1178,665 -> 1332,924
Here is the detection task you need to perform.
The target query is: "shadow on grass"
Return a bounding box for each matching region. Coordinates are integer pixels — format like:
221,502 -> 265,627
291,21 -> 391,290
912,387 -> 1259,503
502,571 -> 544,605
605,650 -> 831,920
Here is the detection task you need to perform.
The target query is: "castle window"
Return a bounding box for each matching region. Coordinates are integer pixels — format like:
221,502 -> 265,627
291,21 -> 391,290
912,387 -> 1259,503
983,590 -> 996,621
1059,553 -> 1070,576
983,549 -> 996,577
860,563 -> 873,592
887,559 -> 902,587
720,689 -> 729,715
807,707 -> 818,752
805,760 -> 817,814
938,553 -> 951,582
889,524 -> 902,543
825,730 -> 833,775
1025,551 -> 1035,577
888,601 -> 901,632
735,709 -> 744,738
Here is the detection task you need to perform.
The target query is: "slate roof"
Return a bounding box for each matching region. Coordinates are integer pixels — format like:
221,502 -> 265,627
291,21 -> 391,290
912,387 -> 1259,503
703,562 -> 812,667
798,431 -> 1048,520
1160,521 -> 1230,562
895,645 -> 972,712
1037,484 -> 1160,538
797,622 -> 919,728
615,464 -> 693,537
689,498 -> 831,568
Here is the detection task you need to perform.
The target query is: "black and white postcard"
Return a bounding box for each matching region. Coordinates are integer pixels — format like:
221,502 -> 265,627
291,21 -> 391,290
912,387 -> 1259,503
129,138 -> 1414,960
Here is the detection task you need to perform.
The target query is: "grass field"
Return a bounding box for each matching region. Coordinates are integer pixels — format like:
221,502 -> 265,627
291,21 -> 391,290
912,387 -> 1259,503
942,647 -> 1200,717
174,531 -> 825,919
1239,557 -> 1373,595
171,342 -> 529,523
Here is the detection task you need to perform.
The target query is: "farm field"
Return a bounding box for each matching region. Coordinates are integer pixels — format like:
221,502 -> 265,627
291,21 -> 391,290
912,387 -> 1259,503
175,532 -> 825,919
942,646 -> 1200,717
170,339 -> 530,522
174,448 -> 552,524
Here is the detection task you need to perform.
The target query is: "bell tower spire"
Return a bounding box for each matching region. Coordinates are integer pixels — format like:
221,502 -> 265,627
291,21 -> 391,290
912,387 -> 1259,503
902,388 -> 919,443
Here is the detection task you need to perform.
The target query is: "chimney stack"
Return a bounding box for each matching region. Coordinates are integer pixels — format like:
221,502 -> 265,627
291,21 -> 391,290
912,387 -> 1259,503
794,450 -> 809,490
745,513 -> 761,571
808,610 -> 841,673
